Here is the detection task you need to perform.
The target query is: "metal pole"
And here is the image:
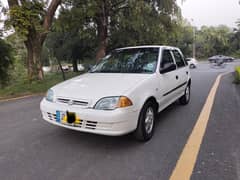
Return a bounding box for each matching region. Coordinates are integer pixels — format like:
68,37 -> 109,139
193,27 -> 196,59
191,18 -> 196,59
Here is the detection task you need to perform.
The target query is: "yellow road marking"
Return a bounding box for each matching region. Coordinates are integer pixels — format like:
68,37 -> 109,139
0,93 -> 44,103
170,74 -> 223,180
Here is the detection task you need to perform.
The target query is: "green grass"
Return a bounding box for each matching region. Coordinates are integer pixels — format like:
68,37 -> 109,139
0,72 -> 81,100
234,66 -> 240,84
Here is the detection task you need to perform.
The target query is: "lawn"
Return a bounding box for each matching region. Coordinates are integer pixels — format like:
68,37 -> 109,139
0,72 -> 81,100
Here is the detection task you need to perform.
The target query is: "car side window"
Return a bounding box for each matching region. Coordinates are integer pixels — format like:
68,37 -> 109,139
172,50 -> 186,68
160,50 -> 175,69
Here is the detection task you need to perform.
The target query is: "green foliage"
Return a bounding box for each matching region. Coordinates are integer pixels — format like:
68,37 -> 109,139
45,0 -> 99,64
235,66 -> 240,84
195,25 -> 232,58
51,0 -> 181,60
109,0 -> 180,48
0,72 -> 81,99
5,0 -> 45,38
6,33 -> 27,63
4,33 -> 28,86
0,39 -> 14,87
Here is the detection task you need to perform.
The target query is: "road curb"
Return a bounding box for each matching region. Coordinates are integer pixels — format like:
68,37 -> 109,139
0,93 -> 44,103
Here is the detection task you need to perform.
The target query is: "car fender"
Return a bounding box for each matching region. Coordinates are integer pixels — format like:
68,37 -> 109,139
124,74 -> 159,112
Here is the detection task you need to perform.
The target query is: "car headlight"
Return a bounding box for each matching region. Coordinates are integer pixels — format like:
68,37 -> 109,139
46,89 -> 54,102
94,96 -> 133,110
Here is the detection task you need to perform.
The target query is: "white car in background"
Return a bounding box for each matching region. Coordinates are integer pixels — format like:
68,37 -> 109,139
186,58 -> 198,68
40,46 -> 191,141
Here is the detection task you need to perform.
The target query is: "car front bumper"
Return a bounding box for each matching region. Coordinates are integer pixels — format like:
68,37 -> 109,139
40,98 -> 139,136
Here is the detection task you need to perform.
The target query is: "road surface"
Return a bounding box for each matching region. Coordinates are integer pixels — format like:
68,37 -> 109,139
0,61 -> 240,180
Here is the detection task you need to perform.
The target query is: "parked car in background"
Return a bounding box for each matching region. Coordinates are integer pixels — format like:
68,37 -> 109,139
60,64 -> 85,72
69,64 -> 85,72
40,45 -> 191,141
224,56 -> 235,62
77,64 -> 85,71
61,65 -> 70,72
186,58 -> 198,68
208,55 -> 235,63
42,66 -> 51,73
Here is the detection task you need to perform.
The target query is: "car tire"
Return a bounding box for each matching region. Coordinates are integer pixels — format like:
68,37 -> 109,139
179,84 -> 191,105
190,64 -> 196,69
134,101 -> 156,142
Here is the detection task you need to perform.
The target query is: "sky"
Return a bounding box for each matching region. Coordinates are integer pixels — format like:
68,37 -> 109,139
177,0 -> 240,28
1,0 -> 239,28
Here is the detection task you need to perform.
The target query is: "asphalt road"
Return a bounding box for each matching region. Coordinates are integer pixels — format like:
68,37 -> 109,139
0,61 -> 240,180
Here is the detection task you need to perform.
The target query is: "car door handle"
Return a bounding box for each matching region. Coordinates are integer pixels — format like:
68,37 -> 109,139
176,75 -> 179,80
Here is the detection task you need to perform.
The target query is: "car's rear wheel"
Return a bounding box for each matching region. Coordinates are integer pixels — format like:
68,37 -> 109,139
134,101 -> 156,141
179,84 -> 190,105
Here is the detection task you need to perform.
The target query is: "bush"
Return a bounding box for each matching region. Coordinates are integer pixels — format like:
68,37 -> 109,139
235,66 -> 240,84
0,39 -> 14,87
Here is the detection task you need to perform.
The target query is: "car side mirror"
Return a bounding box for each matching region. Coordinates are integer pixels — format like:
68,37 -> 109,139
160,63 -> 177,74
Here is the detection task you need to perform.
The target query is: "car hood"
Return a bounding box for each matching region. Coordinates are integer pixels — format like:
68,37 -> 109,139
52,73 -> 151,106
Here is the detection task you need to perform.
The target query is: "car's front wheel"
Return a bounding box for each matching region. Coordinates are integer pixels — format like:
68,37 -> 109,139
134,101 -> 156,141
179,84 -> 191,105
190,64 -> 196,68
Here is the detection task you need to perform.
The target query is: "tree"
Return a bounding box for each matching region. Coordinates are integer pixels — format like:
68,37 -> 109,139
66,0 -> 129,62
78,0 -> 180,61
110,0 -> 180,49
49,5 -> 97,71
0,39 -> 13,87
194,25 -> 231,58
6,0 -> 61,81
47,0 -> 181,65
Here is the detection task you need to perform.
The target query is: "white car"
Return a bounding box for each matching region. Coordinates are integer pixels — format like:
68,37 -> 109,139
186,58 -> 198,68
40,46 -> 191,141
70,64 -> 85,72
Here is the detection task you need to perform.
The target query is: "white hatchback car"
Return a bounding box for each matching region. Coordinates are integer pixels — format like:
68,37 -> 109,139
40,46 -> 191,141
186,58 -> 198,68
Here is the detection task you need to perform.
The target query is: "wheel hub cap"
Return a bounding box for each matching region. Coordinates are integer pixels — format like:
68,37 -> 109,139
186,86 -> 190,101
145,107 -> 154,134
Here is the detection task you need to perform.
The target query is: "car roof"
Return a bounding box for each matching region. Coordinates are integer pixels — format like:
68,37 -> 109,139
116,45 -> 179,50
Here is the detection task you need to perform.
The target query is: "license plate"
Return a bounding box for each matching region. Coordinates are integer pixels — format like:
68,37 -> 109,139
56,111 -> 81,125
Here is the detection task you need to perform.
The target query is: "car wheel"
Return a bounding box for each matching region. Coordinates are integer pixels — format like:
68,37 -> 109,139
190,64 -> 196,68
134,101 -> 156,141
179,84 -> 191,105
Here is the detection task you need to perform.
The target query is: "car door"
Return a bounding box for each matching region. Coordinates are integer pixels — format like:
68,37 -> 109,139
157,48 -> 179,110
171,49 -> 189,97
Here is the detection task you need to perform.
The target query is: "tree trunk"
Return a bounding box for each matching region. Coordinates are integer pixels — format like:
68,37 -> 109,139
72,59 -> 78,72
56,58 -> 66,80
96,2 -> 109,62
7,0 -> 62,81
25,38 -> 44,81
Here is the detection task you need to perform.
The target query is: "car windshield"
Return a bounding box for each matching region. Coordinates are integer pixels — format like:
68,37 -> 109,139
90,48 -> 159,74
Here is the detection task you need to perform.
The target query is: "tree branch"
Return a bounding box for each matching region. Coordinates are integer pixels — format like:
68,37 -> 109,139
43,0 -> 61,31
111,0 -> 126,9
7,0 -> 19,8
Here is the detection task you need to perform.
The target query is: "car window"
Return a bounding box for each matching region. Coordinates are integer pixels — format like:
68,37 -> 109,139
172,50 -> 186,68
91,48 -> 159,74
160,50 -> 175,68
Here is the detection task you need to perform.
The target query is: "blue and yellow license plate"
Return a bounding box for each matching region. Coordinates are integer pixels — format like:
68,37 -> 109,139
56,111 -> 81,125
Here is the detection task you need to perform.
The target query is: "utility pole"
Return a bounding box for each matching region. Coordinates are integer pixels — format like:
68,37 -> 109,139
191,19 -> 196,59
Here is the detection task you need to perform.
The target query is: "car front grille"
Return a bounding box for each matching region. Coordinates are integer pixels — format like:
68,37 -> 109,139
46,112 -> 111,131
56,98 -> 89,107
